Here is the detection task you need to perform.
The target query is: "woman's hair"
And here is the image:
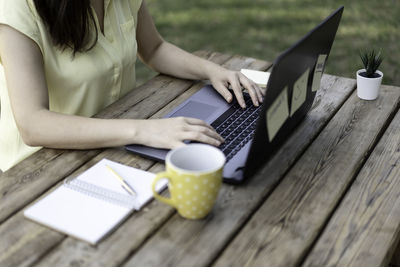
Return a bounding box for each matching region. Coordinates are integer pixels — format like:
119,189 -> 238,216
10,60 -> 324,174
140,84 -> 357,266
33,0 -> 98,54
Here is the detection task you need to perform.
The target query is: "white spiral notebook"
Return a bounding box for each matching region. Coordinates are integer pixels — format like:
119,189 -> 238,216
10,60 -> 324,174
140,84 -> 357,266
24,159 -> 166,245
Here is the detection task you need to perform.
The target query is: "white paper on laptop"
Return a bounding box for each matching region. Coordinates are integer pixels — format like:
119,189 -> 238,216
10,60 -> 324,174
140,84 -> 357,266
312,54 -> 327,92
266,86 -> 290,142
240,69 -> 271,88
290,68 -> 310,116
24,159 -> 167,245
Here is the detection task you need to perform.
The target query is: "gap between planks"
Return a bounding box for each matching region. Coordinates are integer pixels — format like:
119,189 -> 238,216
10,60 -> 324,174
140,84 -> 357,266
32,54 -> 271,267
212,85 -> 400,267
118,75 -> 357,267
0,51 -> 230,267
0,51 -> 220,225
302,100 -> 400,267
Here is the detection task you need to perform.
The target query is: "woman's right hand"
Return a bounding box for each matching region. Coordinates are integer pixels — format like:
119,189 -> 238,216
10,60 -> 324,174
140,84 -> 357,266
134,117 -> 224,149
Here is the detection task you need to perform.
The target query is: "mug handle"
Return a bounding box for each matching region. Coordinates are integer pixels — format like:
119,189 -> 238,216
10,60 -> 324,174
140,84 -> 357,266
152,172 -> 175,208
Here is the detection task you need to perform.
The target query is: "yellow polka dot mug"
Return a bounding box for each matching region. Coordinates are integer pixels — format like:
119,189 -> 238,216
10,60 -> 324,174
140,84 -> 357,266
152,144 -> 226,220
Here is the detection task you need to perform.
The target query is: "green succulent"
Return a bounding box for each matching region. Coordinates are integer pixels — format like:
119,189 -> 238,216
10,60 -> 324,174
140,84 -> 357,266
359,49 -> 383,78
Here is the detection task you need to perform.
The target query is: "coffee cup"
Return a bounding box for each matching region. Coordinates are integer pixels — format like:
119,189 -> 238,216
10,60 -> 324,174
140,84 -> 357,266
152,144 -> 225,219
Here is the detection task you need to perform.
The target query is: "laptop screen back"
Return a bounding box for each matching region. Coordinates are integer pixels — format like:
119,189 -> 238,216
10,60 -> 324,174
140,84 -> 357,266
243,6 -> 344,179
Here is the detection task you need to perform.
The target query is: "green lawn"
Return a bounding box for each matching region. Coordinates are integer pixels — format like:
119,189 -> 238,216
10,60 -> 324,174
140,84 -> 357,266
136,0 -> 400,87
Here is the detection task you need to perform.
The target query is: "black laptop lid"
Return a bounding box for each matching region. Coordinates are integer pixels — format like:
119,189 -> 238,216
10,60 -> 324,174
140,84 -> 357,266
243,6 -> 344,179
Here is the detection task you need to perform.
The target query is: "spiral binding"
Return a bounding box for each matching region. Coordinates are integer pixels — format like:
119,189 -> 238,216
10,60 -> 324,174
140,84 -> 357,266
63,178 -> 137,209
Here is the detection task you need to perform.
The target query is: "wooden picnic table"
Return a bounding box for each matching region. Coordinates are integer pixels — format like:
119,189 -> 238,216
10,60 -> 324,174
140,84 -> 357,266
0,51 -> 399,267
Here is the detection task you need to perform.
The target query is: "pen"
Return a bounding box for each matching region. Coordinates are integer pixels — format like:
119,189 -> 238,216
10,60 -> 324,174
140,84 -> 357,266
105,165 -> 137,196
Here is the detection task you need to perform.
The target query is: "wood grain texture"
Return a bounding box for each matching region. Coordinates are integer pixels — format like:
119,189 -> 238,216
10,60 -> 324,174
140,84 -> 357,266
303,107 -> 400,267
0,84 -> 198,267
27,86 -> 208,267
33,162 -> 172,267
0,212 -> 63,267
0,51 -> 229,266
28,84 -> 210,267
30,54 -> 270,267
212,85 -> 400,267
0,148 -> 156,267
0,51 -> 225,225
121,75 -> 356,267
0,53 -> 269,267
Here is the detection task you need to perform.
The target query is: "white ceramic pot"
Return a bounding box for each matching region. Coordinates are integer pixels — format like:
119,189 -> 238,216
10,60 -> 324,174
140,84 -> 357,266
356,69 -> 383,100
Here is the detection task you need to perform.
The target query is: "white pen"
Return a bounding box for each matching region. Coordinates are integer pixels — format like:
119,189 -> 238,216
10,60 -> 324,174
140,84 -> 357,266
105,165 -> 137,196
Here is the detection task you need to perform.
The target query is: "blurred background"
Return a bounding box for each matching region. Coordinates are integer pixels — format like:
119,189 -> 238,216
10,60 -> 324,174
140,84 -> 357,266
136,0 -> 399,86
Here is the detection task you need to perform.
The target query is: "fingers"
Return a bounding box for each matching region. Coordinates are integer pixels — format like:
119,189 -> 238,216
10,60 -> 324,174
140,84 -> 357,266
213,71 -> 264,108
213,81 -> 233,103
175,117 -> 224,146
253,84 -> 264,102
182,131 -> 222,147
229,75 -> 247,108
240,73 -> 265,105
186,125 -> 224,143
238,73 -> 264,105
183,117 -> 217,131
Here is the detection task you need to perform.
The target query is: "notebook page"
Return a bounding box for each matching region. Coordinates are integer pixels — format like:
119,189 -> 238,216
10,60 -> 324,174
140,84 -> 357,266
24,159 -> 167,244
24,186 -> 130,245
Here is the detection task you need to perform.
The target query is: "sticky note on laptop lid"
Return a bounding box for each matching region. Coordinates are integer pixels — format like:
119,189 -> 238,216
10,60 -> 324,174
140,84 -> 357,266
240,69 -> 271,88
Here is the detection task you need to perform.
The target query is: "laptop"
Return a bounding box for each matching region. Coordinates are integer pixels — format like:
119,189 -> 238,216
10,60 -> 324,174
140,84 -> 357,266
126,6 -> 344,184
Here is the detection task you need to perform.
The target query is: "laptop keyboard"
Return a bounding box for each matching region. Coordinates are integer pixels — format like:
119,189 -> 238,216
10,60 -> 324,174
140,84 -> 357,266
211,94 -> 262,162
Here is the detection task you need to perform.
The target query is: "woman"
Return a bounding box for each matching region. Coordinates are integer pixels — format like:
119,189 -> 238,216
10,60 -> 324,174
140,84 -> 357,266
0,0 -> 263,172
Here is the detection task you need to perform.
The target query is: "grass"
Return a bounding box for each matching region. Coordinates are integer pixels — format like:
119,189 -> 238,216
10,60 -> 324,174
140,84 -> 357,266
136,0 -> 400,87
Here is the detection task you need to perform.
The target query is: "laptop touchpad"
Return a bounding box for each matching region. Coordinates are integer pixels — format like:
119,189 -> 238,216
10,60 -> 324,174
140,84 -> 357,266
169,101 -> 218,121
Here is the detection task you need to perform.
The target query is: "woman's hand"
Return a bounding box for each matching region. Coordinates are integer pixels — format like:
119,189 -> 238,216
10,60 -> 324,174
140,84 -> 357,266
208,67 -> 265,109
136,1 -> 263,109
134,117 -> 224,149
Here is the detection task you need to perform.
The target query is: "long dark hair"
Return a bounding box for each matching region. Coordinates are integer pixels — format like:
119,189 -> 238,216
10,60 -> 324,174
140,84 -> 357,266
33,0 -> 98,54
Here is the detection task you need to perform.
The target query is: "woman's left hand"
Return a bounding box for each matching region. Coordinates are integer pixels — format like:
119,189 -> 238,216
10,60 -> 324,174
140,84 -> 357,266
208,67 -> 264,108
135,2 -> 264,108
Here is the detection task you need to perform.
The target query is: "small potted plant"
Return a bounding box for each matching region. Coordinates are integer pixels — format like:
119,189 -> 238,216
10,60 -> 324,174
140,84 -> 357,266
356,49 -> 383,100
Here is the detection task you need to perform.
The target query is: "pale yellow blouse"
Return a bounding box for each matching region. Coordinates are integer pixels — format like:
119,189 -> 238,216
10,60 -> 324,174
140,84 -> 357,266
0,0 -> 142,171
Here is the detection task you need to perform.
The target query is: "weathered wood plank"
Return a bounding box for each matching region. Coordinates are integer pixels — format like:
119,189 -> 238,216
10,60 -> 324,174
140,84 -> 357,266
0,53 -> 268,267
30,55 -> 270,267
32,163 -> 173,267
212,85 -> 400,267
26,87 -> 206,267
0,51 -> 226,225
0,51 -> 230,266
21,84 -> 208,267
0,213 -> 62,267
303,108 -> 400,267
0,51 -> 232,266
120,75 -> 356,267
0,148 -> 157,267
19,57 -> 269,266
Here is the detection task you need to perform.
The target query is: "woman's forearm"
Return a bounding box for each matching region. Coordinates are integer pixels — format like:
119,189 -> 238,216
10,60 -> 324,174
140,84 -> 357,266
20,110 -> 139,149
20,110 -> 224,150
136,1 -> 225,84
146,41 -> 223,81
